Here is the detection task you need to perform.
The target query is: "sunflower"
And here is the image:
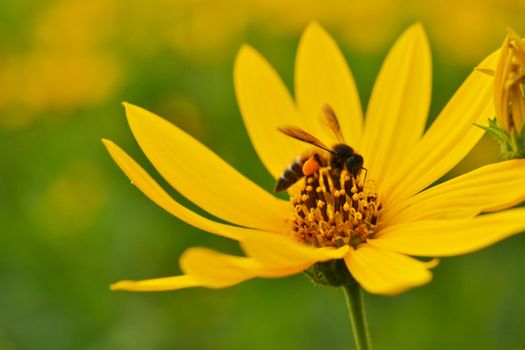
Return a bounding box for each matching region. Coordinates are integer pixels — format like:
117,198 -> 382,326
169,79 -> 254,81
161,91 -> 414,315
103,22 -> 525,297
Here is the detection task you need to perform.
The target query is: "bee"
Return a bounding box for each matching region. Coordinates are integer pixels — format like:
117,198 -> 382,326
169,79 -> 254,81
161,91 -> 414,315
274,105 -> 364,192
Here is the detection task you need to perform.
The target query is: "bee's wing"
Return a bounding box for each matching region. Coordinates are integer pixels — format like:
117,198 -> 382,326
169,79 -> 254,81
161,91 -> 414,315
277,126 -> 333,153
321,104 -> 345,143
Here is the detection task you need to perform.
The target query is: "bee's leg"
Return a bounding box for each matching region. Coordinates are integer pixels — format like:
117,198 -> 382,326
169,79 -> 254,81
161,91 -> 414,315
313,153 -> 324,166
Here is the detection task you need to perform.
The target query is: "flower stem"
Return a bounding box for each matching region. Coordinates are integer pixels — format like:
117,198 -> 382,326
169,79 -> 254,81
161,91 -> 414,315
342,280 -> 371,350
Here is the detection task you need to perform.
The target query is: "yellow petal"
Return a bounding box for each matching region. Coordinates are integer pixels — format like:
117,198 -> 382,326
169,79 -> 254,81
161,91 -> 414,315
111,247 -> 309,292
494,36 -> 512,131
370,208 -> 525,257
344,244 -> 432,295
123,103 -> 289,232
382,51 -> 499,204
111,275 -> 200,292
179,247 -> 264,287
102,139 -> 280,240
362,23 -> 431,186
241,231 -> 349,268
234,45 -> 306,178
181,247 -> 309,283
295,22 -> 363,147
383,159 -> 525,224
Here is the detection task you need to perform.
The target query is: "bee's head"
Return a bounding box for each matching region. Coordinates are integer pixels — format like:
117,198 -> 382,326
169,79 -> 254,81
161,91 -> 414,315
346,154 -> 364,175
330,144 -> 364,176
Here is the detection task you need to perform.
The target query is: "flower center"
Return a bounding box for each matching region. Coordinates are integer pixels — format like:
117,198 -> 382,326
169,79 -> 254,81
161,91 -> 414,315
288,166 -> 382,248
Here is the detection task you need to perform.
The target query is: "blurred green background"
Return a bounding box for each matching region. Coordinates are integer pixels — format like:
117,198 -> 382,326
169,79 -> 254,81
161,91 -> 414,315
1,0 -> 525,349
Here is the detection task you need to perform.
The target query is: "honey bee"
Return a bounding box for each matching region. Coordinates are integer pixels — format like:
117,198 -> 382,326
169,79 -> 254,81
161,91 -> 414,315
275,105 -> 364,192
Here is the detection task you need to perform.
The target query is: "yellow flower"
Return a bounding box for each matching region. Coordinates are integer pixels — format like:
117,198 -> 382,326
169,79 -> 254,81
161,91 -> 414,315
103,23 -> 525,296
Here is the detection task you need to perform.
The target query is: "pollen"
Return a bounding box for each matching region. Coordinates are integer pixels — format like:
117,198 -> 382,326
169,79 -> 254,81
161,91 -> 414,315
288,167 -> 382,248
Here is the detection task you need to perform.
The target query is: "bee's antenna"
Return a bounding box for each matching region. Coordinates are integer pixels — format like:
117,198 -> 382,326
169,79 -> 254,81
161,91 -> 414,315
361,167 -> 368,183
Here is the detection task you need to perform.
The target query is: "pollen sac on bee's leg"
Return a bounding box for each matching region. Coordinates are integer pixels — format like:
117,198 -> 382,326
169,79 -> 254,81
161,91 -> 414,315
302,154 -> 320,176
288,166 -> 382,249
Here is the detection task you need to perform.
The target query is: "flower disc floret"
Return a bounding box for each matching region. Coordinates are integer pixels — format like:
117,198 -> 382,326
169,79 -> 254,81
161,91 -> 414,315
290,167 -> 382,248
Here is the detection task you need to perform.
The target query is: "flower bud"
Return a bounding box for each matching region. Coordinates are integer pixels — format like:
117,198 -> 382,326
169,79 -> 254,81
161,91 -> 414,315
482,29 -> 525,159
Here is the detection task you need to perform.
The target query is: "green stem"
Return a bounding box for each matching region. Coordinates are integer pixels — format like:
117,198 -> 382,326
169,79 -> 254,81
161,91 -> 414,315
342,281 -> 371,350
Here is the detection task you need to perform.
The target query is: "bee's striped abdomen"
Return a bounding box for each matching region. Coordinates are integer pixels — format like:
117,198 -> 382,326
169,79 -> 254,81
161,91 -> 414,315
274,155 -> 304,192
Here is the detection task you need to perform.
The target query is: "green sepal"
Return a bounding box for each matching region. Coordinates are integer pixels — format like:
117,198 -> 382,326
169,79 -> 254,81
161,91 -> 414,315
517,123 -> 525,156
304,259 -> 356,287
476,118 -> 525,159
